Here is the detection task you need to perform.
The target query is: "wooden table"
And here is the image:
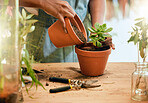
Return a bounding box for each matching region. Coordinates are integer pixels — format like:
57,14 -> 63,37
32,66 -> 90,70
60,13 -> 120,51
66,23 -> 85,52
22,62 -> 148,103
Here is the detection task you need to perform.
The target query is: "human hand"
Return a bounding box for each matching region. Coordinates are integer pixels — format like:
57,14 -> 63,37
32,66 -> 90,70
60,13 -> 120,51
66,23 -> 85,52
41,0 -> 75,33
101,37 -> 115,50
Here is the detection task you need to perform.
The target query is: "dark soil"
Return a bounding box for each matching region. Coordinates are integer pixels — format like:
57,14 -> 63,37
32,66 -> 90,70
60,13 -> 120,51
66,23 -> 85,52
76,43 -> 110,51
0,93 -> 18,103
71,24 -> 111,51
71,24 -> 87,44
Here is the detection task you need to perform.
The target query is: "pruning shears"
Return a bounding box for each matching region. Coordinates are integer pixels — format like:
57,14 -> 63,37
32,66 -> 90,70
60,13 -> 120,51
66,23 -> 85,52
49,77 -> 101,93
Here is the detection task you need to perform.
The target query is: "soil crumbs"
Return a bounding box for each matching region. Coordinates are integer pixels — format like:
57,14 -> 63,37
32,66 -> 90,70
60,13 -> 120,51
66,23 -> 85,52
72,24 -> 87,44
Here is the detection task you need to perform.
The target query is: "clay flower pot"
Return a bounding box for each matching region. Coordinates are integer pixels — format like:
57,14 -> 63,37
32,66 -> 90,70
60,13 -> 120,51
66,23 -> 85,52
75,44 -> 111,76
48,14 -> 87,48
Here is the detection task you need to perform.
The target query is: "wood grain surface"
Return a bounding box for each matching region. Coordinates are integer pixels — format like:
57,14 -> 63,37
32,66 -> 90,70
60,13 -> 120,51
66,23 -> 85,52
22,62 -> 148,103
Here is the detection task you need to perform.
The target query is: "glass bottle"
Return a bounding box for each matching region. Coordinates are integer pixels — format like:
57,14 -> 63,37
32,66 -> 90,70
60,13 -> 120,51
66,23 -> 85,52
0,0 -> 20,103
131,62 -> 148,101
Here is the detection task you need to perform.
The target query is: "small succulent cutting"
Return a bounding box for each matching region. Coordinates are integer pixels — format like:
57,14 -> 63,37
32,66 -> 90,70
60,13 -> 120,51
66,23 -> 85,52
88,23 -> 113,47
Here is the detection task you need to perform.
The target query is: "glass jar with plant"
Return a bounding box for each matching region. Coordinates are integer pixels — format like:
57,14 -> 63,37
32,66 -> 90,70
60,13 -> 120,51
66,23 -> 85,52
0,1 -> 44,102
19,8 -> 45,96
128,17 -> 148,101
0,0 -> 20,102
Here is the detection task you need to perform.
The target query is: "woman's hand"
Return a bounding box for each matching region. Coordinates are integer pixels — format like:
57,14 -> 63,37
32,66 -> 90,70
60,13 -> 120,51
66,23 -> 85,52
19,0 -> 75,32
41,0 -> 75,32
101,37 -> 115,50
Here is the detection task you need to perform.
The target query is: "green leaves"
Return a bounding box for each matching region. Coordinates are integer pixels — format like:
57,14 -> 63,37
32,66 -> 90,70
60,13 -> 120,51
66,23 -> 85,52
135,21 -> 142,27
127,35 -> 135,43
134,32 -> 139,45
88,27 -> 96,33
105,27 -> 113,33
4,0 -> 9,5
94,23 -> 100,30
96,41 -> 102,47
102,34 -> 112,38
88,23 -> 113,47
135,17 -> 144,21
21,49 -> 46,91
26,14 -> 34,19
19,9 -> 38,45
29,25 -> 35,33
26,20 -> 38,24
22,9 -> 27,19
128,17 -> 148,61
19,9 -> 45,92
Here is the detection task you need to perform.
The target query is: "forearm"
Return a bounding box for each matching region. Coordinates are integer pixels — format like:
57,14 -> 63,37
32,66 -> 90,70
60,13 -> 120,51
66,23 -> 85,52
89,0 -> 106,26
19,0 -> 42,8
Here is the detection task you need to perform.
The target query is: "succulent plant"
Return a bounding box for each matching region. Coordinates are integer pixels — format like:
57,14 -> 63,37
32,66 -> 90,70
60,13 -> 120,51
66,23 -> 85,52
88,23 -> 113,47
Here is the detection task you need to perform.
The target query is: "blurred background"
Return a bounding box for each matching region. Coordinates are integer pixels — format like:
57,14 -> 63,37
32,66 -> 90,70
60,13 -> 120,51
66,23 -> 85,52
105,0 -> 148,62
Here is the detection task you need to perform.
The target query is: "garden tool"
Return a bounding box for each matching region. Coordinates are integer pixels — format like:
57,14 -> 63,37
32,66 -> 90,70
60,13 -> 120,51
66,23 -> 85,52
49,77 -> 101,93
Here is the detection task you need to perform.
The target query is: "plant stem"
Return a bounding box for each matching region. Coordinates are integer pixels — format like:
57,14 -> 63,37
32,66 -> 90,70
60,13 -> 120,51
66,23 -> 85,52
0,54 -> 4,92
0,73 -> 4,92
137,44 -> 139,63
135,61 -> 147,93
0,5 -> 7,93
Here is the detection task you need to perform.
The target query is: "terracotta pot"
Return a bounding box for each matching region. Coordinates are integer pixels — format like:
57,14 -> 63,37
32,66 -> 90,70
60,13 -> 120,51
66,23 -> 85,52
48,14 -> 87,48
75,44 -> 111,76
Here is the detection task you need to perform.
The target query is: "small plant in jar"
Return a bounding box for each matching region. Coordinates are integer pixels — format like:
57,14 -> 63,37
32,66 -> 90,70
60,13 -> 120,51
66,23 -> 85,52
128,17 -> 148,62
128,17 -> 148,101
0,6 -> 45,102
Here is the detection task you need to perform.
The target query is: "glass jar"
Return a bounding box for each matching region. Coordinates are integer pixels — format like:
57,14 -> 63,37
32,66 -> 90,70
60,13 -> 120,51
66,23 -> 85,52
131,62 -> 148,101
0,0 -> 20,103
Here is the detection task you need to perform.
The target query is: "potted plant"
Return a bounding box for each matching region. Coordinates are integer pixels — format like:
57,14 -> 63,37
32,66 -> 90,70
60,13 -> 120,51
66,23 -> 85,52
128,17 -> 148,101
75,23 -> 113,76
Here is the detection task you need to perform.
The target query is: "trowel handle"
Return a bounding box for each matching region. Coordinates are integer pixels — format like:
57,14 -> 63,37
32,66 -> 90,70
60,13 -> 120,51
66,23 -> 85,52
49,85 -> 72,93
49,77 -> 71,83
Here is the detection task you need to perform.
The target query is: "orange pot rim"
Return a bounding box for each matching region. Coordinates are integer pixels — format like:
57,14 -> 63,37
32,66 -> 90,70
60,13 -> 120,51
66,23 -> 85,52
65,14 -> 87,45
75,45 -> 111,57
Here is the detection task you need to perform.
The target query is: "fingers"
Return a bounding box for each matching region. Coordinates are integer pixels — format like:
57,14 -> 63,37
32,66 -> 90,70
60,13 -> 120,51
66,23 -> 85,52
100,37 -> 115,50
60,1 -> 75,16
104,38 -> 115,50
62,9 -> 75,18
53,1 -> 75,33
58,14 -> 67,33
58,1 -> 75,33
111,44 -> 115,50
57,9 -> 74,33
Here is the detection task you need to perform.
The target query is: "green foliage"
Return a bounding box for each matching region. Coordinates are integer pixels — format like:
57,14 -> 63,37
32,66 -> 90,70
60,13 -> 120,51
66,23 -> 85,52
19,9 -> 45,91
0,3 -> 43,96
21,50 -> 45,91
4,0 -> 9,5
88,23 -> 113,47
19,9 -> 38,44
127,17 -> 148,62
